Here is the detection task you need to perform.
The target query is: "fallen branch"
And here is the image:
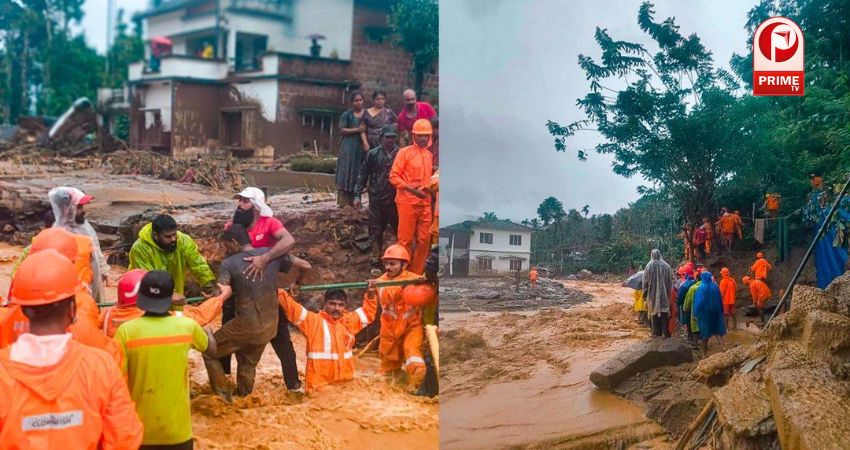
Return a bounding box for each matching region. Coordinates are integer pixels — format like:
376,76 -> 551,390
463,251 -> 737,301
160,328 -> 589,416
676,399 -> 715,450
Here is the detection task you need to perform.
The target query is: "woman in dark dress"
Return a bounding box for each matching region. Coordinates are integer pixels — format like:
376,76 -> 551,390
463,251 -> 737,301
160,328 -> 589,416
335,91 -> 370,207
362,90 -> 397,149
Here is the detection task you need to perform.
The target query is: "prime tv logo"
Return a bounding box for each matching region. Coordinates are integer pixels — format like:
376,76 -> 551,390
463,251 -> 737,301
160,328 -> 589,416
753,17 -> 804,96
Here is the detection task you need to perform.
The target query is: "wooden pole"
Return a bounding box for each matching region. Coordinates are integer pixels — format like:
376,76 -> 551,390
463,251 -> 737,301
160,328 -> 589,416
675,399 -> 715,450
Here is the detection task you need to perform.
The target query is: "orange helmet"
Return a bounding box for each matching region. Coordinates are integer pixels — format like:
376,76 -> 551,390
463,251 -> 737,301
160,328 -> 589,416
117,269 -> 147,307
412,119 -> 433,135
382,244 -> 410,262
742,276 -> 751,284
30,227 -> 78,262
10,249 -> 83,306
756,252 -> 765,258
402,283 -> 437,307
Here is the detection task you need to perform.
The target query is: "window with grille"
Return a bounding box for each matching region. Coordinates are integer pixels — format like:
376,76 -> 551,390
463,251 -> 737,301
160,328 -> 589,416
479,232 -> 493,244
509,259 -> 522,271
509,234 -> 522,246
479,258 -> 493,270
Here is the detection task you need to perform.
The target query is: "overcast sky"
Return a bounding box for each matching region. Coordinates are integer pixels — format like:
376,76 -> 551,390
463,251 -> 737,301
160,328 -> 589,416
78,0 -> 148,54
440,0 -> 758,226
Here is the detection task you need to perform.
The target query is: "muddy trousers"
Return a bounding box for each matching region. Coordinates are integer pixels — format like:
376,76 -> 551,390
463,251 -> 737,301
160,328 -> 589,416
650,312 -> 671,337
380,327 -> 426,389
220,301 -> 301,389
396,202 -> 432,274
369,200 -> 398,257
203,342 -> 265,396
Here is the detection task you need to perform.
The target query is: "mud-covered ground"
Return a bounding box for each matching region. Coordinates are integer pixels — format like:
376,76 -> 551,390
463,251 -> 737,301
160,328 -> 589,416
440,280 -> 669,449
0,168 -> 436,449
439,277 -> 592,312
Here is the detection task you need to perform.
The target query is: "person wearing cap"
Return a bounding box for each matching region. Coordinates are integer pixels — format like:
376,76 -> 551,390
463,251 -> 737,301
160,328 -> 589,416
114,270 -> 216,449
203,224 -> 304,399
0,250 -> 143,448
719,267 -> 737,329
48,186 -> 110,303
278,286 -> 378,394
743,276 -> 772,325
355,123 -> 400,269
389,118 -> 434,275
224,188 -> 311,392
129,213 -> 219,299
750,252 -> 772,282
100,269 -> 227,338
732,210 -> 743,240
375,244 -> 427,392
3,227 -> 124,365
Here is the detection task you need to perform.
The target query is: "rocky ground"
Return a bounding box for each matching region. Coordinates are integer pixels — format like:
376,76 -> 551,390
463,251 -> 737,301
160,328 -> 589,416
439,277 -> 592,312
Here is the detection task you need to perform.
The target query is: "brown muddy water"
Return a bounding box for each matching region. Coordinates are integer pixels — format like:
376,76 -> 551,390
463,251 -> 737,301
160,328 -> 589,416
440,280 -> 670,449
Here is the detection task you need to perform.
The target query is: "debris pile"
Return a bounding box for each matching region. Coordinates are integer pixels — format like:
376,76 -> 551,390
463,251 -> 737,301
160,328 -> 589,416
440,277 -> 592,312
107,151 -> 247,192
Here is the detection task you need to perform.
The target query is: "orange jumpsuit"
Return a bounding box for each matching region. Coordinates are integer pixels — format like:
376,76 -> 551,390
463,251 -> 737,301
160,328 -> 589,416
390,143 -> 434,274
277,290 -> 378,393
748,279 -> 772,308
529,269 -> 539,287
376,270 -> 426,387
718,215 -> 736,237
428,171 -> 439,247
99,296 -> 226,338
719,274 -> 737,315
0,339 -> 143,449
703,223 -> 714,255
751,258 -> 772,280
731,213 -> 743,239
0,293 -> 123,367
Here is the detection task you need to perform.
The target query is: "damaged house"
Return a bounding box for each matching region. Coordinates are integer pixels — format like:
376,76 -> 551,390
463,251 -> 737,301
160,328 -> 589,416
440,219 -> 533,277
127,0 -> 437,160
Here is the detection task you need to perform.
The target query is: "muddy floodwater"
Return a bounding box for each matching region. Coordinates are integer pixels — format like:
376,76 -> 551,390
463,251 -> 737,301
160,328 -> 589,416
440,280 -> 668,449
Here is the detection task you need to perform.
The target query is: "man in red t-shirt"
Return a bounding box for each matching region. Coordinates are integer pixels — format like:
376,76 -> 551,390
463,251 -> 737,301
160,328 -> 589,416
397,89 -> 436,144
223,187 -> 311,392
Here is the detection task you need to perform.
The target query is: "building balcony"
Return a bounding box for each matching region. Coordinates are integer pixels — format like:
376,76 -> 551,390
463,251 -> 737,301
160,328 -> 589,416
129,55 -> 230,83
97,87 -> 131,112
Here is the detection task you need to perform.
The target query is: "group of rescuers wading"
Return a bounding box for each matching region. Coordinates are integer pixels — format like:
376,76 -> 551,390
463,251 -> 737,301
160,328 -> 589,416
0,118 -> 439,449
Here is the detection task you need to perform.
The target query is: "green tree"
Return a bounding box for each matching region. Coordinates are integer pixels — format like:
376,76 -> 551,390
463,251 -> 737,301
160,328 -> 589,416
388,0 -> 438,95
480,211 -> 498,221
537,196 -> 566,226
581,204 -> 590,217
105,9 -> 144,88
546,2 -> 776,222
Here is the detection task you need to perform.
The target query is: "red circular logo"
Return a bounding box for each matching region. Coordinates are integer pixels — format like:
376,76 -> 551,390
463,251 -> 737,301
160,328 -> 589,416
758,21 -> 799,63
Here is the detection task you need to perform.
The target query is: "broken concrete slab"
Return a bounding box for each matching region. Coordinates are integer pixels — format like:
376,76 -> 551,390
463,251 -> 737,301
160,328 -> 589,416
801,309 -> 850,360
715,371 -> 775,440
589,338 -> 693,391
766,343 -> 850,450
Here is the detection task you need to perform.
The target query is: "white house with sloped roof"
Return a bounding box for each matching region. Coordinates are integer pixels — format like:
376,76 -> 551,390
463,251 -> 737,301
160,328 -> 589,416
439,219 -> 533,276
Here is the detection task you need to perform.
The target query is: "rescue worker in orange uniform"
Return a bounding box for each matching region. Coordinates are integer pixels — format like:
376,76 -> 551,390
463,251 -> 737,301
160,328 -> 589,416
732,210 -> 743,240
2,228 -> 123,366
702,217 -> 714,256
426,169 -> 439,247
743,276 -> 772,325
278,287 -> 378,393
0,250 -> 143,448
529,266 -> 539,287
389,118 -> 434,274
810,173 -> 823,190
750,252 -> 773,282
719,267 -> 737,330
716,208 -> 737,253
375,244 -> 427,391
764,193 -> 781,218
100,269 -> 226,338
